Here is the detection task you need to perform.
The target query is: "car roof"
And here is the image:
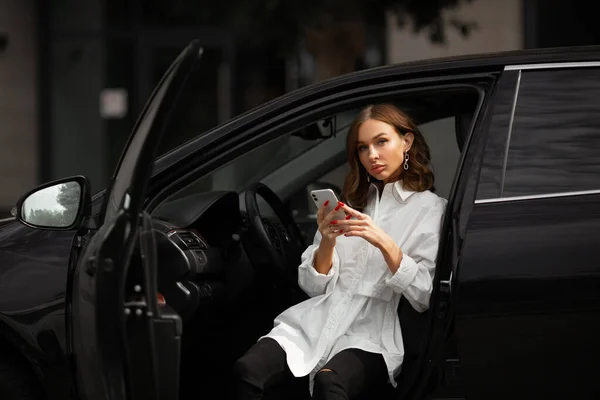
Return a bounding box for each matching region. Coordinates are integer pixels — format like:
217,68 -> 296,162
303,45 -> 600,93
352,45 -> 600,77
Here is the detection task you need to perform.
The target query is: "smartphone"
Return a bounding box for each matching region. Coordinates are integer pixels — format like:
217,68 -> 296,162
310,189 -> 347,220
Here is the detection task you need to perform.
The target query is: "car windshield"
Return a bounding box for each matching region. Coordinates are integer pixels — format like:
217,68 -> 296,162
164,110 -> 357,200
210,134 -> 324,193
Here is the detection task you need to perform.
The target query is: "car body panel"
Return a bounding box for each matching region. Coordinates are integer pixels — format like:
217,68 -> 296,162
0,221 -> 74,397
454,63 -> 600,398
456,194 -> 600,398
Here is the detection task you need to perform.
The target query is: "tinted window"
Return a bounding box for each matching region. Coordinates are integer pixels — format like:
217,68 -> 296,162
476,71 -> 519,200
504,68 -> 600,197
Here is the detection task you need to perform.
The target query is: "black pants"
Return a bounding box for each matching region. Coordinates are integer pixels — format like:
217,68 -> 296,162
233,338 -> 387,400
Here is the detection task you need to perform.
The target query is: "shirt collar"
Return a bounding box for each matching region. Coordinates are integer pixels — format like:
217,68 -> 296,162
368,180 -> 417,202
393,180 -> 417,202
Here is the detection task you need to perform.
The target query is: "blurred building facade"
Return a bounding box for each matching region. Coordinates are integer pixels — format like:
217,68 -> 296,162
0,0 -> 596,217
0,0 -> 38,216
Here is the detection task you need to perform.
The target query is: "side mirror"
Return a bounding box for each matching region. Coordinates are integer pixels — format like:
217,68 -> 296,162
16,176 -> 92,230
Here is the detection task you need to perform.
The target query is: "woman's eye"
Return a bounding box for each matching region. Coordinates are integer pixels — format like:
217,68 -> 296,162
377,139 -> 387,145
358,145 -> 367,152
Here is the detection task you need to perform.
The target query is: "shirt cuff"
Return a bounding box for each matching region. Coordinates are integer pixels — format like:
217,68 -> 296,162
309,247 -> 337,277
385,253 -> 419,293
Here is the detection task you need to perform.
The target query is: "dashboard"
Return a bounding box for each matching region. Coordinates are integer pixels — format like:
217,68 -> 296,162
149,190 -> 247,319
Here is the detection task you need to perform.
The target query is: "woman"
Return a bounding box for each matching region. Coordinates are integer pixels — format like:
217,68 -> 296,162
234,104 -> 447,400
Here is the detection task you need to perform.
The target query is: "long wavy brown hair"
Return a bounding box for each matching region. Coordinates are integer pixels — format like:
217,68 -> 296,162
341,104 -> 434,211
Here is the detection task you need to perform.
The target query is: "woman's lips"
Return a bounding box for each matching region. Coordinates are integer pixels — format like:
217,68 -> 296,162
372,165 -> 385,174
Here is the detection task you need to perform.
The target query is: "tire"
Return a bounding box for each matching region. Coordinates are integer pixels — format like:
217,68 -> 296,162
0,356 -> 45,400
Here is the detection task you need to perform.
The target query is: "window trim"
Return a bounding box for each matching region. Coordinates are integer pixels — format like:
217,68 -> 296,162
475,189 -> 600,204
505,61 -> 600,71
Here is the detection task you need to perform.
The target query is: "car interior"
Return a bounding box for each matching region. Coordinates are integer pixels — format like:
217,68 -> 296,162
140,86 -> 480,399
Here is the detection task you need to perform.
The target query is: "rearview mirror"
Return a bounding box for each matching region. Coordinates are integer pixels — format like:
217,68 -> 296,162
16,176 -> 92,230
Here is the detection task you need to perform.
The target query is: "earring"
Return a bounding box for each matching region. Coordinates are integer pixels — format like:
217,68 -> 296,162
404,151 -> 410,171
366,172 -> 371,183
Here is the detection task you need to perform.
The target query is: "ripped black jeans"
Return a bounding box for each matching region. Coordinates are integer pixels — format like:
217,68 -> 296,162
233,338 -> 387,400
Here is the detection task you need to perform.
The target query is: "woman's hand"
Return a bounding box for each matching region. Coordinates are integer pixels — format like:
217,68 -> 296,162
332,202 -> 388,248
317,201 -> 346,246
334,202 -> 403,273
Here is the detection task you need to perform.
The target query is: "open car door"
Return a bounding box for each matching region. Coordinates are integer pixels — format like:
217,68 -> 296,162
68,41 -> 204,400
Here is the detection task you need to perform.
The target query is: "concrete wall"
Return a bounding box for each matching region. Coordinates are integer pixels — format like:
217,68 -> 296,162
0,0 -> 38,213
387,0 -> 523,64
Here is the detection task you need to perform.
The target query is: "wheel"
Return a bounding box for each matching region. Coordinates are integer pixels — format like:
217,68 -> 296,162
0,355 -> 44,400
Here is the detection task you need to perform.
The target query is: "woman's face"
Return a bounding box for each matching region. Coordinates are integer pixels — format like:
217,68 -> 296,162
357,118 -> 413,184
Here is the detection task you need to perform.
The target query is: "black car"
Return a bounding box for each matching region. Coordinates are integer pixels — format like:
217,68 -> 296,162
2,41 -> 600,400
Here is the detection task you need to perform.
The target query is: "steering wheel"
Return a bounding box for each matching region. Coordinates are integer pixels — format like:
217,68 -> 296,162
244,182 -> 307,279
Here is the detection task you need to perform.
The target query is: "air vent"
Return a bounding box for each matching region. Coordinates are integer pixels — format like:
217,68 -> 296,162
177,231 -> 207,251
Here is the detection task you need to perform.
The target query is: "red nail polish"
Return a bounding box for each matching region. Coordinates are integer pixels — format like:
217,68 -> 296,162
334,205 -> 341,211
338,201 -> 344,206
345,215 -> 351,220
340,230 -> 344,233
324,200 -> 329,206
331,220 -> 337,224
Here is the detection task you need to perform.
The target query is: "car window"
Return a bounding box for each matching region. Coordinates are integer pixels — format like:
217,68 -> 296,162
503,68 -> 600,197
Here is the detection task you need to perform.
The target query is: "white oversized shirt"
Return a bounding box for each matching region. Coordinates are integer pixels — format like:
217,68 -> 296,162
261,180 -> 447,392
